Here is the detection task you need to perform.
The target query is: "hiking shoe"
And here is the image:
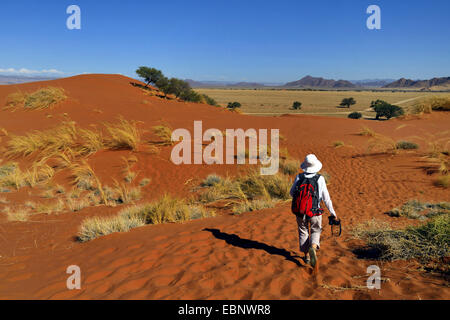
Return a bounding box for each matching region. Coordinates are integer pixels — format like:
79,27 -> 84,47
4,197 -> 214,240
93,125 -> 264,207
308,247 -> 317,268
304,256 -> 310,264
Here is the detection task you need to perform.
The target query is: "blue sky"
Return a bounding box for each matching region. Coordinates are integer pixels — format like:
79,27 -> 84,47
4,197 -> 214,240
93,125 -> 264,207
0,0 -> 449,82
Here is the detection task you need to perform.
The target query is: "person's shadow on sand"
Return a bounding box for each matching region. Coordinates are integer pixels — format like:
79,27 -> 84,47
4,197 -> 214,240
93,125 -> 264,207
203,228 -> 303,267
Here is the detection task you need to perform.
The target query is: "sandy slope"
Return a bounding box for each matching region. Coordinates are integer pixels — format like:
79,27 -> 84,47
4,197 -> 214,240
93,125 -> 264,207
0,75 -> 449,299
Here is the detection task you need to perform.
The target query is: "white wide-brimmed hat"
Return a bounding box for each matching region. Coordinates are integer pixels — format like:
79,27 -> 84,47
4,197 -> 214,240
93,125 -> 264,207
300,154 -> 323,173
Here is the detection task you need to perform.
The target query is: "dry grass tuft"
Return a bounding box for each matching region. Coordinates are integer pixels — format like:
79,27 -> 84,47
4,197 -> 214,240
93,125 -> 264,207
77,128 -> 104,156
359,126 -> 376,137
387,200 -> 449,220
6,121 -> 77,159
232,198 -> 278,215
4,207 -> 31,222
78,195 -> 215,241
413,96 -> 450,114
199,169 -> 291,216
78,215 -> 146,242
279,159 -> 300,175
5,87 -> 66,110
333,141 -> 345,148
70,161 -> 107,204
104,118 -> 141,151
367,134 -> 397,154
434,175 -> 449,188
152,124 -> 173,146
351,214 -> 449,262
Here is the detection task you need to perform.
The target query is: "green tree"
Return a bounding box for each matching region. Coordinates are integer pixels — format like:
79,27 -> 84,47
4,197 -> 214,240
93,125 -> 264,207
136,67 -> 163,88
370,99 -> 404,119
340,97 -> 356,108
292,101 -> 302,110
166,78 -> 191,98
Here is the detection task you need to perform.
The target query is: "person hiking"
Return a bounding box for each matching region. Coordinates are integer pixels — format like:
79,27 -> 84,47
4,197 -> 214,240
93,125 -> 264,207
290,154 -> 338,268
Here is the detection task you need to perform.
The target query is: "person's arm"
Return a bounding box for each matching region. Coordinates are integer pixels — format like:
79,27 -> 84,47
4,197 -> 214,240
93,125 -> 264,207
290,174 -> 300,197
319,176 -> 337,218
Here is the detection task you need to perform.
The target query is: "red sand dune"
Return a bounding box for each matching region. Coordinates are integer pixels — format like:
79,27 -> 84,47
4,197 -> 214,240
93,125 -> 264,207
0,74 -> 449,299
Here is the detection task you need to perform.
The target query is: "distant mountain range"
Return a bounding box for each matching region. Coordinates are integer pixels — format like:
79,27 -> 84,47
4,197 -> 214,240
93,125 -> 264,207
0,75 -> 58,85
351,79 -> 396,87
283,76 -> 356,89
383,77 -> 450,90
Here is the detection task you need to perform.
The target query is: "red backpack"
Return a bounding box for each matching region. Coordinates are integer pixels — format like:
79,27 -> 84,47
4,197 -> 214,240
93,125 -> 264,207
291,173 -> 324,217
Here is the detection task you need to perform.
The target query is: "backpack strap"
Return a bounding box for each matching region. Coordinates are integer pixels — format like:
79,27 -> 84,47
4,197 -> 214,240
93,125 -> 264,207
310,174 -> 323,215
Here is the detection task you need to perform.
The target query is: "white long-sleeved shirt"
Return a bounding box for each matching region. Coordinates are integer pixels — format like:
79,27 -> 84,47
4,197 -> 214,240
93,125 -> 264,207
290,173 -> 337,217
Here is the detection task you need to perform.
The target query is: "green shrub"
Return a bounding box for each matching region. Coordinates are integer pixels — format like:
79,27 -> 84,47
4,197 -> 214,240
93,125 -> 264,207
396,141 -> 419,150
227,102 -> 241,109
202,94 -> 217,106
348,112 -> 362,119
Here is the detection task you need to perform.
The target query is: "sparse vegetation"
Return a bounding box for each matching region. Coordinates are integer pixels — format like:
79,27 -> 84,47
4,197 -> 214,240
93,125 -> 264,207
387,200 -> 449,220
104,118 -> 141,151
78,195 -> 215,241
279,159 -> 300,175
333,141 -> 345,148
139,178 -> 151,187
5,87 -> 66,110
352,214 -> 449,262
413,96 -> 450,114
152,124 -> 173,146
367,134 -> 397,154
199,169 -> 291,211
5,207 -> 31,222
232,198 -> 278,215
202,174 -> 223,187
78,214 -> 146,242
359,126 -> 376,137
396,141 -> 419,150
434,175 -> 449,188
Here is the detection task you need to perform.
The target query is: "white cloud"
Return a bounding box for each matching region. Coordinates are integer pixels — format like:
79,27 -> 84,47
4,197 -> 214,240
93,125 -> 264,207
0,67 -> 65,75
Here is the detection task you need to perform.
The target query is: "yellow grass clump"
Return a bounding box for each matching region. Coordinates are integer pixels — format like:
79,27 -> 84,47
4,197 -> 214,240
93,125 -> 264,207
6,121 -> 77,159
413,95 -> 450,114
104,118 -> 141,151
359,126 -> 376,137
4,207 -> 31,222
5,87 -> 66,110
70,161 -> 107,204
77,195 -> 215,241
152,124 -> 173,146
